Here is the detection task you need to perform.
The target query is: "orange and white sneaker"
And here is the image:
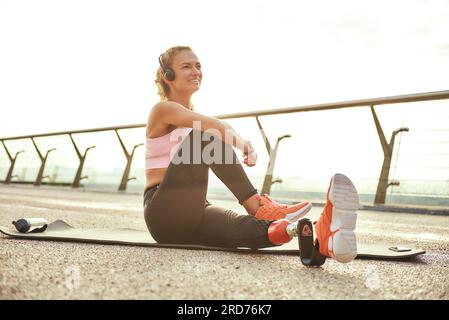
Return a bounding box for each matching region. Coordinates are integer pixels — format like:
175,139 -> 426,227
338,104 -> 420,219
314,173 -> 359,263
254,194 -> 312,222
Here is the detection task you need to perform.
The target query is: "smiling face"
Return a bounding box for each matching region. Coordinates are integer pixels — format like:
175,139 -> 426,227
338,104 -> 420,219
168,49 -> 202,95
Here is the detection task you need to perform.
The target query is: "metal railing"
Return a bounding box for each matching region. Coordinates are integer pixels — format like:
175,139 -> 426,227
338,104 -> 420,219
1,90 -> 449,205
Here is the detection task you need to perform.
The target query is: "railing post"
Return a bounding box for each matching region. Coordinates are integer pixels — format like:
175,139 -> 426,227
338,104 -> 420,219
1,141 -> 24,184
370,106 -> 409,204
255,116 -> 291,195
69,134 -> 95,188
115,129 -> 143,191
31,137 -> 56,186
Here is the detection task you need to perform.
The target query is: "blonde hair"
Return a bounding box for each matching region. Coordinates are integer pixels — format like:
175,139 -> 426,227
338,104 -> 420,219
155,46 -> 193,102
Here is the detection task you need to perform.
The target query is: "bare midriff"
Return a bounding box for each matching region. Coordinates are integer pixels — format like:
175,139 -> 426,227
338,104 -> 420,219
145,123 -> 177,190
145,168 -> 166,190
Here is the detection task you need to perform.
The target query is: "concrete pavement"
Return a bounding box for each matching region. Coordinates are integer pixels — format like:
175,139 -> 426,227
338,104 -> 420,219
0,185 -> 448,299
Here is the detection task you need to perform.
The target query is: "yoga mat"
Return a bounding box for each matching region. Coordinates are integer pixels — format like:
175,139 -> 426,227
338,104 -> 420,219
0,220 -> 425,260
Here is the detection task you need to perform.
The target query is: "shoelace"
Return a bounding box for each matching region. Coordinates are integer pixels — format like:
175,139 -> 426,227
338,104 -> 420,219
262,194 -> 288,209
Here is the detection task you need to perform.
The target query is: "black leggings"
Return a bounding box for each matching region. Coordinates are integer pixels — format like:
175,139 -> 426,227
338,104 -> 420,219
143,129 -> 274,249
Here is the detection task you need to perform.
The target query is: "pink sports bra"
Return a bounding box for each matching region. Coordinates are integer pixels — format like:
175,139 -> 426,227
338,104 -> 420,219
145,127 -> 192,169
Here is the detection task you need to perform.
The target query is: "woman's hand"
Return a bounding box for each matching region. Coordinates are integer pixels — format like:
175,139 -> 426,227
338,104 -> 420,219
242,142 -> 257,167
243,149 -> 257,167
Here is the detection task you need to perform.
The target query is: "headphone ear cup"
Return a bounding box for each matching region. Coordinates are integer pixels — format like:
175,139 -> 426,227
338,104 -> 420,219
164,68 -> 175,81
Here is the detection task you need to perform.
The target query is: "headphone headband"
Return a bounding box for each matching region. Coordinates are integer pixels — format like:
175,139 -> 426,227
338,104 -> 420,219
158,54 -> 165,69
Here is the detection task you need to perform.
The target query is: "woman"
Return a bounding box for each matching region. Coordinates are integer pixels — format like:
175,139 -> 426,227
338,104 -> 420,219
143,46 -> 359,263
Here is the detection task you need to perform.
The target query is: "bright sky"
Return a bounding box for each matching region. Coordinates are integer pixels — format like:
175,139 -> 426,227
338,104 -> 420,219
1,0 -> 448,136
1,0 -> 449,190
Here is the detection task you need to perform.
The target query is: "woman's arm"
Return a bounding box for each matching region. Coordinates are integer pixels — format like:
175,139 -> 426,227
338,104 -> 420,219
152,101 -> 255,155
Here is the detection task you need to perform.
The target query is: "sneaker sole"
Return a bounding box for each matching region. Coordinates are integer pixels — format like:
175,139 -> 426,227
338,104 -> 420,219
328,173 -> 359,263
285,201 -> 313,222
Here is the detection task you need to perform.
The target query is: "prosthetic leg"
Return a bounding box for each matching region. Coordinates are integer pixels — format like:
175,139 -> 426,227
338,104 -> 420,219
267,218 -> 327,267
297,218 -> 327,267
